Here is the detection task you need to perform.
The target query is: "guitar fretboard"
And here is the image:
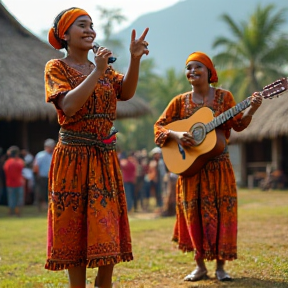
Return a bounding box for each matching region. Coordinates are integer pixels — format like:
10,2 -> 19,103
204,77 -> 288,133
205,98 -> 251,133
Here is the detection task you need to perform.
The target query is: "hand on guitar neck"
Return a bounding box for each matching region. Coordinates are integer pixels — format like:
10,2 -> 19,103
243,92 -> 263,117
168,130 -> 198,148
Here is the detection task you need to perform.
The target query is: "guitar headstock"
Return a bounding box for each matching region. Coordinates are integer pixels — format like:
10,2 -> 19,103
262,77 -> 288,99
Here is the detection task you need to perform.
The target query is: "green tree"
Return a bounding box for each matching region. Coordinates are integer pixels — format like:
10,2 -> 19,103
96,6 -> 127,48
95,6 -> 129,72
115,59 -> 159,151
152,68 -> 190,113
212,4 -> 288,102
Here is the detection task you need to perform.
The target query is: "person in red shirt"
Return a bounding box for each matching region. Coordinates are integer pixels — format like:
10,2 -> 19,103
120,152 -> 137,212
3,146 -> 25,216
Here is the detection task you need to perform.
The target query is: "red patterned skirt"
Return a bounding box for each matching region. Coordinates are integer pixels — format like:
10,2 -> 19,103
172,153 -> 237,261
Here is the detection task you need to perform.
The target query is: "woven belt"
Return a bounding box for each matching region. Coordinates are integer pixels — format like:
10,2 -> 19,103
58,128 -> 117,150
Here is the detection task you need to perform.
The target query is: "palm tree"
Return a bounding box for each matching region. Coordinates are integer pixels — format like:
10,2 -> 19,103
95,6 -> 129,71
212,4 -> 288,101
96,6 -> 127,48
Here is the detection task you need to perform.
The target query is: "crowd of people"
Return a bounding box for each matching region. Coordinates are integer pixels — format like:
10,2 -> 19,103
0,142 -> 175,218
0,138 -> 56,216
118,147 -> 177,215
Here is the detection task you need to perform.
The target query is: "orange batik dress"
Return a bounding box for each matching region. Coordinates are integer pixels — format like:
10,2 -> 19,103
44,59 -> 133,270
154,89 -> 251,261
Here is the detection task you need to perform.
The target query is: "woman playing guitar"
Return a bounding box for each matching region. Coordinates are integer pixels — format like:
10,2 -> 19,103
154,51 -> 262,282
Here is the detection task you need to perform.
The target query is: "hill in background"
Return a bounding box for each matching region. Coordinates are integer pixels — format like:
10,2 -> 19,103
112,0 -> 288,74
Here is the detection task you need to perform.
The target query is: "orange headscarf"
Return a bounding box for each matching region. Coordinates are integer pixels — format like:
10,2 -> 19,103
185,51 -> 218,83
48,8 -> 90,49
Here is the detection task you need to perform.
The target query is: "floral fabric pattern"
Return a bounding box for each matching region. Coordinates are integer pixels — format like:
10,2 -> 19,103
44,60 -> 133,270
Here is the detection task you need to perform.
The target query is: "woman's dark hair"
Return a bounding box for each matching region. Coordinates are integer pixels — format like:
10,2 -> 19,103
53,7 -> 79,50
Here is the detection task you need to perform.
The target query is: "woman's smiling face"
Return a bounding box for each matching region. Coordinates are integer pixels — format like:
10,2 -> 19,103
64,15 -> 96,50
185,60 -> 209,86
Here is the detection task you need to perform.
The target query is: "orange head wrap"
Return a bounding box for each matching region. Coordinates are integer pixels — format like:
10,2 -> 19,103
48,8 -> 90,49
185,51 -> 218,83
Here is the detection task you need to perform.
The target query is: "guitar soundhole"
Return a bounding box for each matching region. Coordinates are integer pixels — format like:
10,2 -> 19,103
190,123 -> 206,146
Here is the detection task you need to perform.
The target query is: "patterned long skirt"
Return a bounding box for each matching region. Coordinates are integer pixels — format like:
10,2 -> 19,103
172,153 -> 237,261
45,142 -> 133,270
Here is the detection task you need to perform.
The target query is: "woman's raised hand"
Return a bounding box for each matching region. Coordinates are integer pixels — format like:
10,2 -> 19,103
129,28 -> 149,59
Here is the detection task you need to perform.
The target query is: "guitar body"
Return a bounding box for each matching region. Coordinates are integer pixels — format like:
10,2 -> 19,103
162,107 -> 226,177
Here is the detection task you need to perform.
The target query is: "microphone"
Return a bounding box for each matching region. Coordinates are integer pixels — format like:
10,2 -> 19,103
92,43 -> 117,64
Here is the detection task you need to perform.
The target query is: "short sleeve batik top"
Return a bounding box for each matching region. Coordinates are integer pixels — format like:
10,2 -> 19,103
45,59 -> 124,139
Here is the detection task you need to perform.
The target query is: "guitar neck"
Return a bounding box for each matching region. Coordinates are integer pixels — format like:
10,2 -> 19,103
205,98 -> 251,133
203,77 -> 288,133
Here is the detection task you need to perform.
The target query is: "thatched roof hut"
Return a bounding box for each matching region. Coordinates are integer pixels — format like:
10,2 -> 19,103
230,89 -> 288,143
116,96 -> 151,119
228,88 -> 288,188
0,2 -> 63,122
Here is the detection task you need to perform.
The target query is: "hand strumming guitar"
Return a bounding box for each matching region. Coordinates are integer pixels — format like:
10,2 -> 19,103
168,130 -> 198,147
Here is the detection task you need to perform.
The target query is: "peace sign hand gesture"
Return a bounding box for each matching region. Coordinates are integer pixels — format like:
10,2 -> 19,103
129,28 -> 149,59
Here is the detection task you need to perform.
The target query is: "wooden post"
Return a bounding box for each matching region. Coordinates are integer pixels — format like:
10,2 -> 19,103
21,121 -> 28,149
271,137 -> 282,170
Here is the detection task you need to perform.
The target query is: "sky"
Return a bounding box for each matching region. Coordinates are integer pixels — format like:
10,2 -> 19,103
2,0 -> 180,38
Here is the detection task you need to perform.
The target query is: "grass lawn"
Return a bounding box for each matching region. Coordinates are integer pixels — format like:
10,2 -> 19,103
0,189 -> 288,288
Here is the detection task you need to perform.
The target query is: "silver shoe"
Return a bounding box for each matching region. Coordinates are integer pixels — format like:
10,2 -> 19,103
184,268 -> 208,281
215,270 -> 232,281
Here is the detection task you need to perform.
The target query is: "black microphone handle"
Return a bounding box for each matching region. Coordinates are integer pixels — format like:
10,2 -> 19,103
92,43 -> 117,64
108,57 -> 117,64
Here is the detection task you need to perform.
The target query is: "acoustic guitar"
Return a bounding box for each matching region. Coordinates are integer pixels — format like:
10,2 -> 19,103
161,77 -> 288,177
